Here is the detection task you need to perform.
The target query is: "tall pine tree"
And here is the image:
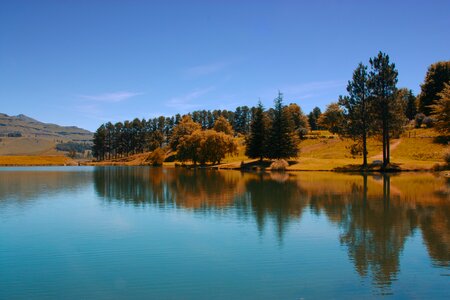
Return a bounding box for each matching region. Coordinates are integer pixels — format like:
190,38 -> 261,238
368,52 -> 400,167
266,92 -> 299,159
339,63 -> 372,167
245,101 -> 268,161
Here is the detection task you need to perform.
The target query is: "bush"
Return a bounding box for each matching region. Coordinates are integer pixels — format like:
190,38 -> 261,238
414,113 -> 425,128
147,148 -> 165,166
423,116 -> 434,128
270,159 -> 289,171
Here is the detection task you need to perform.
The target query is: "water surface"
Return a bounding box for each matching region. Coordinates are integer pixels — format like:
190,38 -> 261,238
0,167 -> 449,299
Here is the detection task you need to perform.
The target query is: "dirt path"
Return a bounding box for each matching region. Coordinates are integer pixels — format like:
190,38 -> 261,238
370,139 -> 401,160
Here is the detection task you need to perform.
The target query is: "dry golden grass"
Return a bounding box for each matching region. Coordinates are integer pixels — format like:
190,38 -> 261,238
0,155 -> 77,166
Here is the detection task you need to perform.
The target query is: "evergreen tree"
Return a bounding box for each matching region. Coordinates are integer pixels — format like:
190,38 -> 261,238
418,61 -> 450,115
266,92 -> 299,159
92,124 -> 106,160
430,82 -> 450,135
308,107 -> 322,130
395,88 -> 417,120
245,101 -> 268,161
368,51 -> 402,167
339,63 -> 372,167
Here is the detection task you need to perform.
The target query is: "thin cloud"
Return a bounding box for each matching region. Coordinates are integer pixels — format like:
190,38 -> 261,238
79,91 -> 143,103
183,61 -> 229,78
166,87 -> 215,110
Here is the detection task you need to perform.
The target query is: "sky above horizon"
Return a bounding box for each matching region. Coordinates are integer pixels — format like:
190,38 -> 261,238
1,0 -> 449,131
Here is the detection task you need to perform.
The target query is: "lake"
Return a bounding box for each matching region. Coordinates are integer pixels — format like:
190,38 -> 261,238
0,167 -> 448,299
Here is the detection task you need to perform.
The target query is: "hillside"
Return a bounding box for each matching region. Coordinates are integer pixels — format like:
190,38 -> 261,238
0,113 -> 92,155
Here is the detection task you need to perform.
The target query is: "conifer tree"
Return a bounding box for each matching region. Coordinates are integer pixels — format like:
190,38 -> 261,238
266,92 -> 299,159
368,52 -> 403,167
418,61 -> 450,115
339,63 -> 372,167
245,101 -> 268,161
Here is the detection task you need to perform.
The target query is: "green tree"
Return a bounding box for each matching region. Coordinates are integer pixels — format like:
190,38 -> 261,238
368,51 -> 403,167
245,101 -> 268,161
213,116 -> 233,135
266,92 -> 299,159
430,82 -> 450,135
418,61 -> 450,115
318,102 -> 344,135
339,63 -> 372,167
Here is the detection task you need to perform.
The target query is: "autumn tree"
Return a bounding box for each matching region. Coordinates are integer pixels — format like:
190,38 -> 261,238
284,103 -> 310,138
318,103 -> 344,135
170,115 -> 201,151
430,82 -> 450,135
245,101 -> 268,161
213,116 -> 233,135
395,88 -> 417,121
177,130 -> 237,165
418,61 -> 450,115
266,92 -> 299,159
339,63 -> 372,167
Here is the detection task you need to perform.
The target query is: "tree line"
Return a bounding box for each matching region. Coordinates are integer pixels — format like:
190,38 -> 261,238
93,54 -> 449,168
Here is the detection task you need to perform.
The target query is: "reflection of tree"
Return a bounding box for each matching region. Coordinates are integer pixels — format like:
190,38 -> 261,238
309,174 -> 416,292
93,167 -> 243,209
93,167 -> 450,286
237,173 -> 308,240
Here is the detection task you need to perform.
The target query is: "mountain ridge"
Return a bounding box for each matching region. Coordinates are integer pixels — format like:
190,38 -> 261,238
0,113 -> 93,155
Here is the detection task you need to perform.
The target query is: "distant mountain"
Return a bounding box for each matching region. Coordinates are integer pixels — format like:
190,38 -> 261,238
0,113 -> 93,155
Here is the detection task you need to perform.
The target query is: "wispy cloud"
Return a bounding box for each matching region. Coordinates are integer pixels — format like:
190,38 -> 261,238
79,91 -> 143,103
166,87 -> 215,110
183,61 -> 229,78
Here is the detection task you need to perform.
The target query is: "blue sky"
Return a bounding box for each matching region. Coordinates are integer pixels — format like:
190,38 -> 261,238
1,0 -> 449,131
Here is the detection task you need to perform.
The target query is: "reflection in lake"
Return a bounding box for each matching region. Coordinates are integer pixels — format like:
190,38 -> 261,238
1,167 -> 449,299
93,167 -> 449,292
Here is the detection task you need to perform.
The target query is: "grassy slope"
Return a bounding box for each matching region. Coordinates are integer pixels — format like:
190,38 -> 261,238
220,129 -> 448,171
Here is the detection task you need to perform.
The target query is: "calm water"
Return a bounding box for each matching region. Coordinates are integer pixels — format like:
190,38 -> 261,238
0,167 -> 449,299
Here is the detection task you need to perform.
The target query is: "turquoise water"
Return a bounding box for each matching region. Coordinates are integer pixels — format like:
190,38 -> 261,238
0,167 -> 448,299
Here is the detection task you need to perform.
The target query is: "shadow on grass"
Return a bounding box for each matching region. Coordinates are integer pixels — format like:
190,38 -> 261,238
334,162 -> 402,173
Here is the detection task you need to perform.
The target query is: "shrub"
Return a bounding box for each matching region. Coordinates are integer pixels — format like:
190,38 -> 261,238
414,113 -> 425,128
270,159 -> 289,171
422,116 -> 434,128
147,148 -> 165,166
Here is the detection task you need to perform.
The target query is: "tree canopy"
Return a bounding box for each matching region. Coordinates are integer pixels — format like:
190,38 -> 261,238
418,61 -> 450,115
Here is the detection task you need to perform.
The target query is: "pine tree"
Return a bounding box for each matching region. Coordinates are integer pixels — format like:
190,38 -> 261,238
245,101 -> 268,161
266,92 -> 299,159
430,82 -> 450,135
368,52 -> 403,167
339,63 -> 372,167
418,61 -> 450,115
92,124 -> 106,160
